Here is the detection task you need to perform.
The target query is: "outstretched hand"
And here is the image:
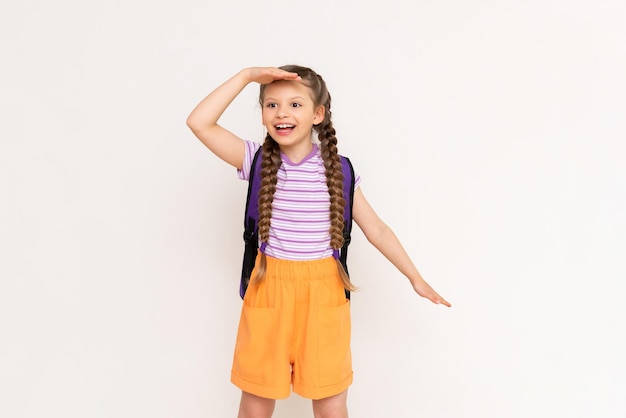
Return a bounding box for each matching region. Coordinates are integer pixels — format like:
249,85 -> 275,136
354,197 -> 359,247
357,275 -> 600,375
413,279 -> 451,307
244,67 -> 302,85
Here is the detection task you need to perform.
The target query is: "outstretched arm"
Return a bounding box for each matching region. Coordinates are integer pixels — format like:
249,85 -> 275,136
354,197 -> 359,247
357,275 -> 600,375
186,67 -> 301,169
352,188 -> 451,307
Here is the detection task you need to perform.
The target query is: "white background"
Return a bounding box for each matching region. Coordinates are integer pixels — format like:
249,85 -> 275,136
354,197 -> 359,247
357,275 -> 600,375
1,0 -> 625,417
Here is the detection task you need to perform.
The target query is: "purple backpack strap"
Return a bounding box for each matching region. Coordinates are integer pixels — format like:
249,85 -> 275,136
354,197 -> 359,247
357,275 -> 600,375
239,147 -> 263,299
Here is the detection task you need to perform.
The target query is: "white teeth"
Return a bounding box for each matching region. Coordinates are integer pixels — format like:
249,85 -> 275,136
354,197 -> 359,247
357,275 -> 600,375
276,124 -> 294,129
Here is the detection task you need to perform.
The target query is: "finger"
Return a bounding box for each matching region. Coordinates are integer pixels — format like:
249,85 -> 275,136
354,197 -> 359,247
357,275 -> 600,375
278,71 -> 301,80
259,70 -> 301,85
437,295 -> 451,307
426,290 -> 451,307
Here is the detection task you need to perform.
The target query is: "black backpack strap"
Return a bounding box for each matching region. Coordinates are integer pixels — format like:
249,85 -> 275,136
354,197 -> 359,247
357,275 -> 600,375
339,155 -> 356,299
240,147 -> 263,299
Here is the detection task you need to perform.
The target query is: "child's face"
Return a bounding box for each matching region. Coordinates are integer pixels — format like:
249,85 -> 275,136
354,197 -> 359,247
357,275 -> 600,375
261,81 -> 325,152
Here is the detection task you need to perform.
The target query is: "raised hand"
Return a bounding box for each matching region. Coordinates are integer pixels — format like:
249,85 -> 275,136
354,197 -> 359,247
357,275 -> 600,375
244,67 -> 302,85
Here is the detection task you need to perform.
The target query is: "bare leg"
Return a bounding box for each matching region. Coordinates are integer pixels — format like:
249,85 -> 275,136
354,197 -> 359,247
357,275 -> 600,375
237,391 -> 276,418
312,390 -> 348,418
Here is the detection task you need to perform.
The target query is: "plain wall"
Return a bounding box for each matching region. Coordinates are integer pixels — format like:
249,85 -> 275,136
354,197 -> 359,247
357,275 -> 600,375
1,0 -> 624,417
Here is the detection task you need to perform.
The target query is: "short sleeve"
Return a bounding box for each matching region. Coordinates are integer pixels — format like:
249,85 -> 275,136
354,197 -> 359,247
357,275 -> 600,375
237,140 -> 262,181
347,159 -> 362,190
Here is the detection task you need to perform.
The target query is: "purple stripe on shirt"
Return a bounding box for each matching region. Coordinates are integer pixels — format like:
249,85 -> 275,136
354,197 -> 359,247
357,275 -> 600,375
237,140 -> 360,261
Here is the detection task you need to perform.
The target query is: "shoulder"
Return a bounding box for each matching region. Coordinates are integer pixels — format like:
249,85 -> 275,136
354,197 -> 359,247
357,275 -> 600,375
237,140 -> 262,181
246,140 -> 261,156
338,154 -> 361,189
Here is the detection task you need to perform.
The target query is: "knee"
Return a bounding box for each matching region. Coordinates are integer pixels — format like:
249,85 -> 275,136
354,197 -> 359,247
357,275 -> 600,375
312,390 -> 348,418
313,409 -> 349,418
238,391 -> 275,418
313,411 -> 348,418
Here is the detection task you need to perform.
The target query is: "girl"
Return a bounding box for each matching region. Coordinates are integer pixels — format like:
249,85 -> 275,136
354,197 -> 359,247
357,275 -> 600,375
186,65 -> 450,418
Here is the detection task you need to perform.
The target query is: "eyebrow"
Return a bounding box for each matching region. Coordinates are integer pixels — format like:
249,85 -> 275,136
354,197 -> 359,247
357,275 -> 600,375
263,96 -> 307,102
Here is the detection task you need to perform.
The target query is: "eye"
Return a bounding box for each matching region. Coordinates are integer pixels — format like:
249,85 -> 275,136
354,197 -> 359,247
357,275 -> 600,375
291,103 -> 302,108
265,103 -> 277,108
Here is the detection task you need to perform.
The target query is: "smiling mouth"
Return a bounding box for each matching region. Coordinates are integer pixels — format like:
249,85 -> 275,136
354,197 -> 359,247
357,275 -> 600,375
275,124 -> 295,130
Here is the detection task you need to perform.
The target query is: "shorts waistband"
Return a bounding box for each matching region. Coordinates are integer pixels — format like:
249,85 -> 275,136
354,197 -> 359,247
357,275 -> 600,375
260,252 -> 340,281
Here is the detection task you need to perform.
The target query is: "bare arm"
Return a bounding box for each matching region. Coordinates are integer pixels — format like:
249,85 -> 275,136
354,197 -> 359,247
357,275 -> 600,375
352,188 -> 451,307
186,67 -> 301,169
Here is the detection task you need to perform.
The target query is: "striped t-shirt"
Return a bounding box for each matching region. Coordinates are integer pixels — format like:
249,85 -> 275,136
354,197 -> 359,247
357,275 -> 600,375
237,140 -> 361,261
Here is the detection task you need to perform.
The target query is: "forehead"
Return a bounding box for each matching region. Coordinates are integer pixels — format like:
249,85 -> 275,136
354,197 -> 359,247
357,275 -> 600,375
263,80 -> 314,101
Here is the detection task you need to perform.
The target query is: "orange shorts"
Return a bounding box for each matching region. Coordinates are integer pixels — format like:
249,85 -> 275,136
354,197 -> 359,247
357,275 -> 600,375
231,253 -> 353,400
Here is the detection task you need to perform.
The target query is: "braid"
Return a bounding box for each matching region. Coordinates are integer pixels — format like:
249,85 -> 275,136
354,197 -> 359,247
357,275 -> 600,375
318,119 -> 345,250
252,134 -> 281,284
318,118 -> 357,292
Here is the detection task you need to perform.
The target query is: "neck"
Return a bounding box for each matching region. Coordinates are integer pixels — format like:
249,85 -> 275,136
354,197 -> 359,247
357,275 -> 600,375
280,141 -> 314,164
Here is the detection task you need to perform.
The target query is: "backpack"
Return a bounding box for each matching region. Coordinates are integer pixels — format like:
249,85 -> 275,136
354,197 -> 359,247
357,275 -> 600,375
240,146 -> 356,299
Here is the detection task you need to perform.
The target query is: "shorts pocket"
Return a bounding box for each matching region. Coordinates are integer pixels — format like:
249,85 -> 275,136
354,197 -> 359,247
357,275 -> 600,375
317,300 -> 352,386
233,305 -> 278,384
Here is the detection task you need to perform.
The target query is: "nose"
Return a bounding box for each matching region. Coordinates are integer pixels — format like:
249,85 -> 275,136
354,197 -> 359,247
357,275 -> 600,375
277,106 -> 290,118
